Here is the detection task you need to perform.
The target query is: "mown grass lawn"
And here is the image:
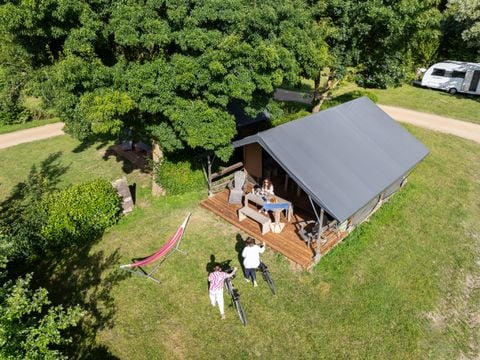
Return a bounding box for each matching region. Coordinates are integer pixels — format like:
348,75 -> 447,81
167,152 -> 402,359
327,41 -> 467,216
1,128 -> 479,359
0,135 -> 150,200
332,83 -> 480,125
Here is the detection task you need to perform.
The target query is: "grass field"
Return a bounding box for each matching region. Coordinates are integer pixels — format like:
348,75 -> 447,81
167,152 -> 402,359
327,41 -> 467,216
291,80 -> 480,125
1,127 -> 479,358
0,135 -> 151,200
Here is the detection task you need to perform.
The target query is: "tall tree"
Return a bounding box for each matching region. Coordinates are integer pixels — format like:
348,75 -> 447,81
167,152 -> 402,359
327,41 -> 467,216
440,0 -> 480,61
0,0 -> 324,192
309,0 -> 441,108
0,237 -> 83,360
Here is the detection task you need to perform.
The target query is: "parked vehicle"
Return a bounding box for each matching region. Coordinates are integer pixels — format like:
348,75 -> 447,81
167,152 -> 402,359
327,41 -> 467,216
420,61 -> 480,95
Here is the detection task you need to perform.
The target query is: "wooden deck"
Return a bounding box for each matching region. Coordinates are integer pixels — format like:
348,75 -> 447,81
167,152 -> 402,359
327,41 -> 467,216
200,189 -> 349,270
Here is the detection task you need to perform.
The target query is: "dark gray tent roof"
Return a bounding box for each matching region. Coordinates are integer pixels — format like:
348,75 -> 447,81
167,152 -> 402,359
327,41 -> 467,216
232,97 -> 429,223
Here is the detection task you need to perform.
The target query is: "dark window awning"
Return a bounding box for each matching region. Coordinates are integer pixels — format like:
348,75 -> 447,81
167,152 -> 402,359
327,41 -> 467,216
233,97 -> 429,223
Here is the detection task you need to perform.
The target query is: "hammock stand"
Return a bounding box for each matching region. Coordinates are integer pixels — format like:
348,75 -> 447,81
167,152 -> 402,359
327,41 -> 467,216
120,212 -> 191,284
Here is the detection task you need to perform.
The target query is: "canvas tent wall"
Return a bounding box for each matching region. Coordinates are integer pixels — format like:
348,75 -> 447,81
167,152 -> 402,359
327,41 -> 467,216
232,97 -> 429,225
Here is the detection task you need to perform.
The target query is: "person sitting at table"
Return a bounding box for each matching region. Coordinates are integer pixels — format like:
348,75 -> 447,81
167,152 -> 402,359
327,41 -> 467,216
257,178 -> 274,213
261,178 -> 274,196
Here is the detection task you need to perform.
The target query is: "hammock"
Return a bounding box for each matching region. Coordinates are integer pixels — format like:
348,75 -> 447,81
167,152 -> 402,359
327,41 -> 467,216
120,212 -> 191,284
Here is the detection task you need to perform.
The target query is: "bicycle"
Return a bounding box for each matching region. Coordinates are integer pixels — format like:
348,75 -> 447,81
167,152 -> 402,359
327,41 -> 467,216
224,267 -> 248,326
258,261 -> 276,295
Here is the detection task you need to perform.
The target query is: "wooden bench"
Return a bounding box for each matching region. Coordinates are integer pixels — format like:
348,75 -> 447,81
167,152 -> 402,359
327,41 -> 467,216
238,206 -> 271,234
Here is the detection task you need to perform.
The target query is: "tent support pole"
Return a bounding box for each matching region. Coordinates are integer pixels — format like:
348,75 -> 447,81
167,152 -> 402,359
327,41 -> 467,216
315,208 -> 324,261
308,195 -> 323,262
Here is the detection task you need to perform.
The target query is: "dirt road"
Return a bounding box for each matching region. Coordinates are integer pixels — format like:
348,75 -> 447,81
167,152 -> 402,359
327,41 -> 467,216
379,105 -> 480,144
1,104 -> 480,150
0,122 -> 65,149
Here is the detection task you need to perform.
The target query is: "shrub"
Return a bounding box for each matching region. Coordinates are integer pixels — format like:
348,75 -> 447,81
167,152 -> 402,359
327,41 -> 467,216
321,90 -> 378,111
41,179 -> 121,248
0,269 -> 84,360
157,158 -> 205,195
271,109 -> 311,126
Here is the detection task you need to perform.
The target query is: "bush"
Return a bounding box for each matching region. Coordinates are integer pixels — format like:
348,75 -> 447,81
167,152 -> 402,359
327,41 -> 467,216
157,158 -> 205,195
271,109 -> 311,126
357,58 -> 411,89
321,90 -> 379,111
41,179 -> 121,248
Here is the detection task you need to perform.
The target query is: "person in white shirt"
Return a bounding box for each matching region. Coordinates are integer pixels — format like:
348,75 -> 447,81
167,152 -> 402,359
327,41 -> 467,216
242,237 -> 265,287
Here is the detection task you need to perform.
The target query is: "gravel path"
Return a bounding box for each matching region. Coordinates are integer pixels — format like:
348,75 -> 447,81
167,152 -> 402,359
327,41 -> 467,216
379,105 -> 480,144
0,122 -> 65,149
0,103 -> 479,150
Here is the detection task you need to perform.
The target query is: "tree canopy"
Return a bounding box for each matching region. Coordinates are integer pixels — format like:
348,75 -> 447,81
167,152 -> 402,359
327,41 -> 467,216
312,0 -> 442,88
0,0 -> 326,161
441,0 -> 480,61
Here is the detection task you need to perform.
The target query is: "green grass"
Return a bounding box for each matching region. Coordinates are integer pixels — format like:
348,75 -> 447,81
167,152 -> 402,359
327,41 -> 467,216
0,117 -> 61,134
1,130 -> 479,359
332,83 -> 480,125
0,135 -> 150,200
284,80 -> 480,124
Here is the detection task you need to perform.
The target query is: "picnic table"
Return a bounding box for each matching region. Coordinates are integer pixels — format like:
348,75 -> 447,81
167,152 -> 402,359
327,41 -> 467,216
244,193 -> 293,233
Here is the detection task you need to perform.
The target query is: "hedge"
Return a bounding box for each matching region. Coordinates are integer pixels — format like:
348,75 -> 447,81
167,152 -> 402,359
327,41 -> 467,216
41,179 -> 121,248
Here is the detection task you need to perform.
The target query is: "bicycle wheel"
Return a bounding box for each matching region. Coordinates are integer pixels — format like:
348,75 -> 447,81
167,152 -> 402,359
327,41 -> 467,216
263,270 -> 276,295
233,299 -> 247,326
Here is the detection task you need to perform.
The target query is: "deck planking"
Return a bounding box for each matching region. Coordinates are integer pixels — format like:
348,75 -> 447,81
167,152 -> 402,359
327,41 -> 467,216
200,189 -> 349,269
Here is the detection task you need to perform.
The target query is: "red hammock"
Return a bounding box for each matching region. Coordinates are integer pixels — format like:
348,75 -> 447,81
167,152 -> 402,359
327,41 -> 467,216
120,212 -> 191,284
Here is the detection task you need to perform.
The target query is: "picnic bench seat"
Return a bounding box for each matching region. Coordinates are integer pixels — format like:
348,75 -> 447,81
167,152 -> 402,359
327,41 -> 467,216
238,206 -> 271,234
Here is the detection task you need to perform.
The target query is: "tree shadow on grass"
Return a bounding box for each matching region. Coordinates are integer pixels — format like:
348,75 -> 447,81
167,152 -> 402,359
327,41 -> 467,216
0,151 -> 67,204
34,243 -> 129,359
235,233 -> 246,275
0,152 -> 68,259
1,152 -> 128,359
71,136 -> 111,154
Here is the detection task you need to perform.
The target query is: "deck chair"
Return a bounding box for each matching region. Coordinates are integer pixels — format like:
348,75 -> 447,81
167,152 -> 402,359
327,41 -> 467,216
297,220 -> 320,248
228,170 -> 247,204
297,219 -> 338,248
120,212 -> 191,284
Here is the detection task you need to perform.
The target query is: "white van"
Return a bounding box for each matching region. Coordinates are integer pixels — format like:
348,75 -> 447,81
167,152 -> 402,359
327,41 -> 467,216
420,61 -> 480,95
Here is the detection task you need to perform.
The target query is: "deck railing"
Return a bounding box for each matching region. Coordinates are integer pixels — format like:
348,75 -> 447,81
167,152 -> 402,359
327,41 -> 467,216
208,161 -> 244,196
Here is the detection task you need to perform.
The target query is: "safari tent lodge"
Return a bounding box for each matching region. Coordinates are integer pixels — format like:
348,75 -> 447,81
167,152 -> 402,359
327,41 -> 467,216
201,97 -> 429,269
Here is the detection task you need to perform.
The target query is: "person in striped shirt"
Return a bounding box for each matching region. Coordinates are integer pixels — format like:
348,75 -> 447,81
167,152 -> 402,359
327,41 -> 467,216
208,265 -> 237,319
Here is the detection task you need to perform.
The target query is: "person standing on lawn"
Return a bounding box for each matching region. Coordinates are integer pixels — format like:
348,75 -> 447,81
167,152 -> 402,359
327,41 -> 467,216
242,237 -> 265,287
208,265 -> 237,319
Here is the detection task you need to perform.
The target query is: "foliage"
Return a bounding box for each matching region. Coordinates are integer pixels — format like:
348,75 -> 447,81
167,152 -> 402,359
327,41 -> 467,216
0,239 -> 84,360
0,0 -> 326,161
312,0 -> 442,87
270,109 -> 311,126
1,117 -> 480,358
0,156 -> 121,258
0,153 -> 65,259
156,156 -> 206,195
41,179 -> 121,248
0,12 -> 36,126
448,0 -> 480,47
440,0 -> 480,62
321,90 -> 378,110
